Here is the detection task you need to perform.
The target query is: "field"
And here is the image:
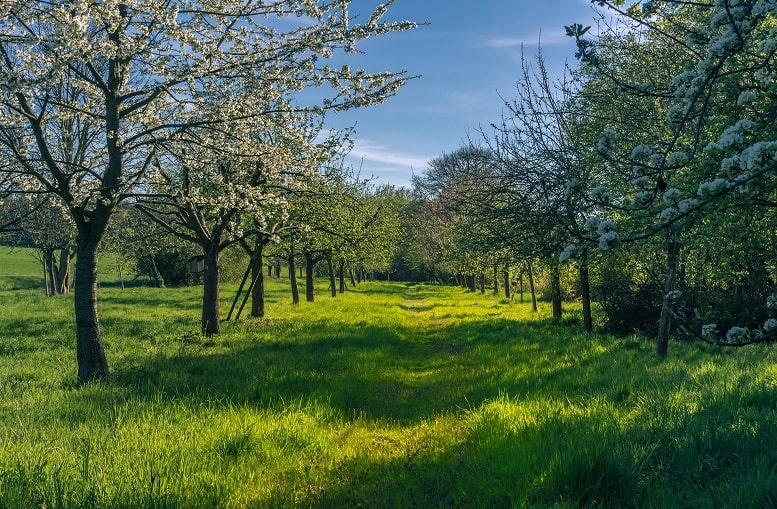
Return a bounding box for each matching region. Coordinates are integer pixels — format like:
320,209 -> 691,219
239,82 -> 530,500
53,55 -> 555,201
1,251 -> 777,507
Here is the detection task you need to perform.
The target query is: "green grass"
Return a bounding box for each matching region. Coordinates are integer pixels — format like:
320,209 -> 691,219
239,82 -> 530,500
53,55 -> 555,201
0,246 -> 128,291
1,274 -> 777,507
0,246 -> 43,290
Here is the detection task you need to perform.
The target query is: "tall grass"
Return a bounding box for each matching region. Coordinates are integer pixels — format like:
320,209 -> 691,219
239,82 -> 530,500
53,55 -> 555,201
1,272 -> 777,507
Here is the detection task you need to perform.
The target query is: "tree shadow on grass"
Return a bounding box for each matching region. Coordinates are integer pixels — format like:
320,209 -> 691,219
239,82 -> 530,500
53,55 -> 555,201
104,320 -> 497,423
85,313 -> 651,422
0,275 -> 43,290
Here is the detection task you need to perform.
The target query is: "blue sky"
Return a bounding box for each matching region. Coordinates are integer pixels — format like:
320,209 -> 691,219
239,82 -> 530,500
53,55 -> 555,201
325,0 -> 602,188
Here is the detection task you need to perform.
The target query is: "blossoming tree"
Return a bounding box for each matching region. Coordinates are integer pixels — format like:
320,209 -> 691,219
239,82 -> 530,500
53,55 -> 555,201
570,0 -> 777,352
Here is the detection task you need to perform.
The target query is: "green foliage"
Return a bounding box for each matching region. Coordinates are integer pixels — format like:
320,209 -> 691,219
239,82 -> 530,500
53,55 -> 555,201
2,280 -> 777,506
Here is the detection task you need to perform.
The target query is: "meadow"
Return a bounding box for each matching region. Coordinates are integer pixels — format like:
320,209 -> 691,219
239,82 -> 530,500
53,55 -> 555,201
1,248 -> 777,507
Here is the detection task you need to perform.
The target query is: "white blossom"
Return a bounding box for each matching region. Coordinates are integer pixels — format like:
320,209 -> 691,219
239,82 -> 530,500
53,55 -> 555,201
584,216 -> 601,232
632,190 -> 654,206
726,326 -> 750,342
596,219 -> 615,235
632,176 -> 653,190
737,90 -> 758,105
701,323 -> 718,340
596,128 -> 618,155
718,119 -> 755,147
598,230 -> 619,251
660,207 -> 679,221
666,151 -> 688,166
662,187 -> 682,203
630,144 -> 653,159
677,198 -> 698,213
559,244 -> 577,263
590,185 -> 612,203
697,178 -> 729,196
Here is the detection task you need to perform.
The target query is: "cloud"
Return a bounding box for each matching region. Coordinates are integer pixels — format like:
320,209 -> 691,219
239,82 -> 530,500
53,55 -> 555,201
482,28 -> 572,49
348,139 -> 431,169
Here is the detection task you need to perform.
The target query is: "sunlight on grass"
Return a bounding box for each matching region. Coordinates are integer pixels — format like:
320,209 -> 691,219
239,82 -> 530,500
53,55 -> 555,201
2,277 -> 777,507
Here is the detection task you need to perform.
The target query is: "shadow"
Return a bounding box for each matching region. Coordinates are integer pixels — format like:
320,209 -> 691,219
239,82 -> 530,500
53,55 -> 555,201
0,275 -> 43,290
100,319 -> 497,423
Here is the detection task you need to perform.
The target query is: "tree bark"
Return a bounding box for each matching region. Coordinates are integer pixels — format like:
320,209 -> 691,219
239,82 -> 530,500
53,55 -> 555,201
201,243 -> 221,336
327,255 -> 336,297
493,265 -> 499,295
57,246 -> 72,294
480,272 -> 485,294
288,249 -> 300,305
251,239 -> 265,318
74,241 -> 110,382
42,255 -> 50,297
527,262 -> 538,312
550,260 -> 563,320
579,252 -> 593,333
657,237 -> 680,356
503,268 -> 511,299
44,249 -> 57,296
338,259 -> 347,294
304,251 -> 316,302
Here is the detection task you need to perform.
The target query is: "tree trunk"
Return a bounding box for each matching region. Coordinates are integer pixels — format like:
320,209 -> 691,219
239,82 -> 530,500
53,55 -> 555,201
480,272 -> 485,294
580,252 -> 593,333
349,266 -> 356,287
657,237 -> 680,356
251,239 -> 265,318
493,265 -> 499,295
503,268 -> 511,299
44,249 -> 57,296
527,262 -> 538,312
201,243 -> 221,336
42,253 -> 50,296
288,249 -> 299,305
149,255 -> 164,288
338,259 -> 347,294
305,251 -> 316,302
57,246 -> 72,294
519,272 -> 524,303
327,255 -> 336,297
550,260 -> 562,320
74,241 -> 110,382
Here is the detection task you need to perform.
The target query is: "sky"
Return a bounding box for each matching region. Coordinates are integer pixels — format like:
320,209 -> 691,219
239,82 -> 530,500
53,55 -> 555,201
324,0 -> 604,188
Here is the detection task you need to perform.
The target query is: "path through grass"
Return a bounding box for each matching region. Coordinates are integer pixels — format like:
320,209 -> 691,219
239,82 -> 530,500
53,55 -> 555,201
1,279 -> 777,507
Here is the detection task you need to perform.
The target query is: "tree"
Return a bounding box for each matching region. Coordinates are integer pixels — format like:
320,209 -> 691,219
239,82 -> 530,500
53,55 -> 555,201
0,1 -> 416,381
570,0 -> 777,351
17,196 -> 75,295
138,105 -> 340,334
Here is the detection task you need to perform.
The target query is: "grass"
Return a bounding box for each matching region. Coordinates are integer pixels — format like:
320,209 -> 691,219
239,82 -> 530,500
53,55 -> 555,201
0,246 -> 126,291
0,246 -> 42,290
1,264 -> 777,507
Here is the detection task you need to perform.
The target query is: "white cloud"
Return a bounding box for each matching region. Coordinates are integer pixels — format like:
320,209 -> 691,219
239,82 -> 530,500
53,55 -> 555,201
482,28 -> 572,49
348,139 -> 431,169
